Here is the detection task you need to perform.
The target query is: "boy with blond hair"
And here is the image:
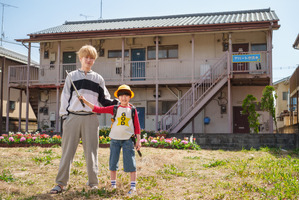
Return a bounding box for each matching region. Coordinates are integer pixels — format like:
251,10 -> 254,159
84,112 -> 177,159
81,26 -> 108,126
50,45 -> 118,194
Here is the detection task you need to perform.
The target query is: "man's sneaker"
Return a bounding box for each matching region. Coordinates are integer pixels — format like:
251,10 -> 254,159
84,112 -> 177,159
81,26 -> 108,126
127,188 -> 137,195
90,186 -> 98,190
110,185 -> 117,190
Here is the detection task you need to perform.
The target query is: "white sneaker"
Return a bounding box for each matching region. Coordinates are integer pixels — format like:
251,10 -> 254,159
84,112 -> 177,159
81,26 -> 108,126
110,185 -> 116,190
128,188 -> 137,195
90,186 -> 98,190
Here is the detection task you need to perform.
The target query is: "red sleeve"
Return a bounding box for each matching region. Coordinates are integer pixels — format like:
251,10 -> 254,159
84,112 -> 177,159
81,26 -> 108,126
133,109 -> 141,135
92,105 -> 114,115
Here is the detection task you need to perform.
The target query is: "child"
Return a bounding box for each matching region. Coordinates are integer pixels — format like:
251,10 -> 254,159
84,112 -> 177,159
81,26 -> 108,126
79,84 -> 141,195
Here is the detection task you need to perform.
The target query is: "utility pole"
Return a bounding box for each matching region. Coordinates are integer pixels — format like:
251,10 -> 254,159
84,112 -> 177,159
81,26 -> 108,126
100,0 -> 103,20
0,2 -> 18,46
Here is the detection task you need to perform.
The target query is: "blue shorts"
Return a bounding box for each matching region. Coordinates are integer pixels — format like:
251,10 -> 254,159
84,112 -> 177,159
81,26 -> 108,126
109,139 -> 136,172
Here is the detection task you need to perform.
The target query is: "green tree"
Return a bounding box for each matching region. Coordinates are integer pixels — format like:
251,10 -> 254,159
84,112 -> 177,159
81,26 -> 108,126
242,94 -> 260,133
260,86 -> 278,133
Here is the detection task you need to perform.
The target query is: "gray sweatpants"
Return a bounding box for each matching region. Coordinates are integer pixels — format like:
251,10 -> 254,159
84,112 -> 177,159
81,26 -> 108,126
55,114 -> 100,187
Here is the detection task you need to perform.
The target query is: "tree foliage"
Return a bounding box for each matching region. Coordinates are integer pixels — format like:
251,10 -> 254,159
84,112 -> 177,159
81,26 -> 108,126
242,94 -> 260,133
260,86 -> 278,133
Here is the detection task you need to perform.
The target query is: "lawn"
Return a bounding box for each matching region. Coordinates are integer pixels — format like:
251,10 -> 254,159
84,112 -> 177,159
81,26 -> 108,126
0,145 -> 298,200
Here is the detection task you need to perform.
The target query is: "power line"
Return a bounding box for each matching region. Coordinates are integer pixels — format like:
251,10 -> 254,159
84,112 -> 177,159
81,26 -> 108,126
1,38 -> 39,48
273,66 -> 298,70
0,2 -> 18,46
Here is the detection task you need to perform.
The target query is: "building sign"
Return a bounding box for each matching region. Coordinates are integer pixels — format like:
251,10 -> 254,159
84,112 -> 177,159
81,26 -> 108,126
232,54 -> 261,63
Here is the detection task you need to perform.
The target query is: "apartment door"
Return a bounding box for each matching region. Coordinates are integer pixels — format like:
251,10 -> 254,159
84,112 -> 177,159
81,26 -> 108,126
136,107 -> 145,129
63,52 -> 77,79
233,106 -> 250,133
131,48 -> 145,81
232,44 -> 249,73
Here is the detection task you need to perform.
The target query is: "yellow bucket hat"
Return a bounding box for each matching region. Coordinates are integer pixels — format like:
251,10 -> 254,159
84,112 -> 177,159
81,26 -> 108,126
114,84 -> 134,98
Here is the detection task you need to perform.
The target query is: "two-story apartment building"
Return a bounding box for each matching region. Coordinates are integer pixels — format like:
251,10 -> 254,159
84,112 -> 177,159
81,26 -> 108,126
0,47 -> 38,132
11,8 -> 280,133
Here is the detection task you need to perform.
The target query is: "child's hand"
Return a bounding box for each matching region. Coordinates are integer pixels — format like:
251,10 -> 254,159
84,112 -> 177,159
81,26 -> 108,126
136,140 -> 141,151
78,95 -> 85,102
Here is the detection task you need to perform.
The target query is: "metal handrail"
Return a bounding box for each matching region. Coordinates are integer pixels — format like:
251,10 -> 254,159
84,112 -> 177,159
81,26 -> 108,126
161,52 -> 228,132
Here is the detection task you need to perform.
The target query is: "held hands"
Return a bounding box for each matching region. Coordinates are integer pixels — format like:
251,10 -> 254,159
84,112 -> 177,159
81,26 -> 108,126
78,95 -> 94,110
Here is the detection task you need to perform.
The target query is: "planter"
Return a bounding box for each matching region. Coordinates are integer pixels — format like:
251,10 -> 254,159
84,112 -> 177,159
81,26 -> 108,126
99,144 -> 110,148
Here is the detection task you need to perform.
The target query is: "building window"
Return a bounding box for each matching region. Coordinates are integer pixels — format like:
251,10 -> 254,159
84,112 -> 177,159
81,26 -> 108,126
9,101 -> 16,110
282,92 -> 288,100
251,44 -> 267,51
108,50 -> 129,58
147,45 -> 178,60
147,101 -> 176,115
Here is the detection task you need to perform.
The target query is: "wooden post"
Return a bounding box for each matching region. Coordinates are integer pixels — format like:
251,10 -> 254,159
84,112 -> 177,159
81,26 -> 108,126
0,56 -> 4,133
18,89 -> 22,131
26,43 -> 31,132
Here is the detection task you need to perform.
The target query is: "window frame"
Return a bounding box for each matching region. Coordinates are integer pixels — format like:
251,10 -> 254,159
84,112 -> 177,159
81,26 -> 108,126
147,45 -> 178,60
108,50 -> 129,58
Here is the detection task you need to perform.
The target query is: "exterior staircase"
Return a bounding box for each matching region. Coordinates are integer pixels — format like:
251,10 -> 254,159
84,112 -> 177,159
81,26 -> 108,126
161,53 -> 229,133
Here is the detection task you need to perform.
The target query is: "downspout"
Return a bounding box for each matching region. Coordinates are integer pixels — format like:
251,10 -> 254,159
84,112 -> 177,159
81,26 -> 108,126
56,42 -> 61,132
0,56 -> 4,132
191,34 -> 195,105
121,38 -> 125,83
228,33 -> 232,133
5,66 -> 10,132
155,36 -> 159,131
191,34 -> 195,134
26,42 -> 31,132
18,89 -> 22,131
268,27 -> 274,133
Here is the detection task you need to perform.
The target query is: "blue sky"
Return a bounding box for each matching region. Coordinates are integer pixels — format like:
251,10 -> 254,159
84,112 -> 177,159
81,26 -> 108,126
1,0 -> 298,82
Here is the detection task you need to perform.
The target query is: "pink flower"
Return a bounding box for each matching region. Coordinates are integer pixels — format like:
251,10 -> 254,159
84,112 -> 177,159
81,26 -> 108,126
9,137 -> 14,142
151,140 -> 158,143
20,137 -> 26,142
0,136 -> 4,140
32,137 -> 37,140
140,139 -> 147,143
181,140 -> 188,145
165,139 -> 172,144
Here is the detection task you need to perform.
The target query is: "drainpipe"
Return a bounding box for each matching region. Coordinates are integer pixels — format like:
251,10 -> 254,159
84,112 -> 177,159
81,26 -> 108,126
122,38 -> 125,83
228,33 -> 232,133
5,66 -> 10,132
18,89 -> 22,131
0,56 -> 4,132
191,34 -> 195,106
25,42 -> 31,132
56,42 -> 61,132
155,36 -> 159,131
268,29 -> 274,133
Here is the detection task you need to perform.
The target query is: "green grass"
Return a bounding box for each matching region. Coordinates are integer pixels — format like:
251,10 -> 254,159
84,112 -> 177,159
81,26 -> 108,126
0,145 -> 298,199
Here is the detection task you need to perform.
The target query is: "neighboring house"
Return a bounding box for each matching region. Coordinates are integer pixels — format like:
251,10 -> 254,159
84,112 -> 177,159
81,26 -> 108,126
273,76 -> 292,129
293,34 -> 299,50
0,46 -> 38,132
12,8 -> 280,133
289,66 -> 299,127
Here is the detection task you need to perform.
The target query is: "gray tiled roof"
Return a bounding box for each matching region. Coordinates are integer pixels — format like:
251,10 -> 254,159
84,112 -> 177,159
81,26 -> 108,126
31,8 -> 279,35
0,46 -> 39,65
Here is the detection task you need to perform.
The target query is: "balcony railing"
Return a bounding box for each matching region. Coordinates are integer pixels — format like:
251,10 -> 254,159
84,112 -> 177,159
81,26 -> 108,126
8,51 -> 269,86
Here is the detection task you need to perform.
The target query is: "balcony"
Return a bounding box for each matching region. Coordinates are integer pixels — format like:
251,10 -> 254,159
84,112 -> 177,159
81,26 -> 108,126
8,51 -> 269,88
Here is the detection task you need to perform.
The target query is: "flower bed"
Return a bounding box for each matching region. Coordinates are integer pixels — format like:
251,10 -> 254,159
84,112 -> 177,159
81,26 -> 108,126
0,133 -> 61,147
141,136 -> 200,150
0,131 -> 200,150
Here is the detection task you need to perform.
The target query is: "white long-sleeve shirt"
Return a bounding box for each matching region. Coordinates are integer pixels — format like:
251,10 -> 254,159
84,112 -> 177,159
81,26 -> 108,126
60,69 -> 118,116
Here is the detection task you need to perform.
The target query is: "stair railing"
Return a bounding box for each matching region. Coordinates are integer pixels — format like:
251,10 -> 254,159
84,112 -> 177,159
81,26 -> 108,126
161,52 -> 228,132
